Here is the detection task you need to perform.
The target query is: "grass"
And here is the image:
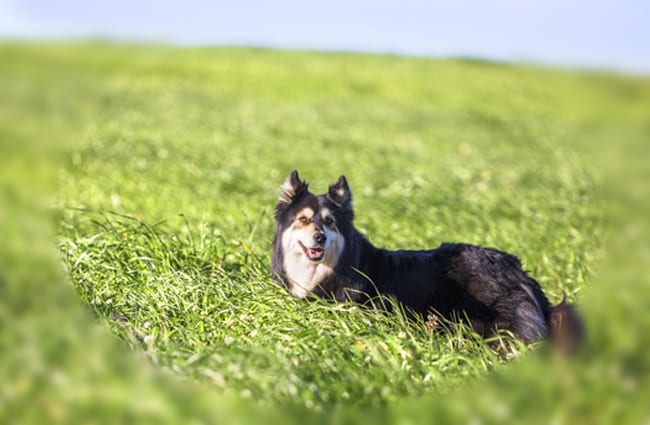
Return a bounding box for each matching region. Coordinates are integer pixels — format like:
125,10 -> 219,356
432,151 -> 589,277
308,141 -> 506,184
2,41 -> 650,423
61,209 -> 508,408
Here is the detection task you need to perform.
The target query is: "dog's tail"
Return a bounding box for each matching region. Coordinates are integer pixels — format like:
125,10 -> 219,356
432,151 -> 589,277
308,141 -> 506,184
547,295 -> 584,355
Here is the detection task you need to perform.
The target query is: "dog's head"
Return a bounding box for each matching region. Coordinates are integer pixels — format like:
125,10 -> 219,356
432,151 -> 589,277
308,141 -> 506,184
272,170 -> 353,296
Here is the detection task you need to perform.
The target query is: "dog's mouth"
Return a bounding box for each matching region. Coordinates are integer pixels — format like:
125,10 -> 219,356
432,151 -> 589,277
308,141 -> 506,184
299,242 -> 324,261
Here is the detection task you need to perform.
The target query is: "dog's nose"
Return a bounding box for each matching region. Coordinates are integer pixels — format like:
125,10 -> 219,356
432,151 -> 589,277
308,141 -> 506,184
313,232 -> 327,244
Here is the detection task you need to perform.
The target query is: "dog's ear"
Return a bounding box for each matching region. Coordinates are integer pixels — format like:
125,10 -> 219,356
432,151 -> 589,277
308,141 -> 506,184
328,175 -> 352,211
276,170 -> 308,215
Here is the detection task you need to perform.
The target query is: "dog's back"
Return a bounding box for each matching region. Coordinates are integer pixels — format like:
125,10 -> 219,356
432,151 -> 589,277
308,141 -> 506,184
343,239 -> 551,344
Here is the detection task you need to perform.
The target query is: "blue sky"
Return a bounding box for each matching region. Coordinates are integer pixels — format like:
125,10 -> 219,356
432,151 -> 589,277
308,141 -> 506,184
1,0 -> 648,73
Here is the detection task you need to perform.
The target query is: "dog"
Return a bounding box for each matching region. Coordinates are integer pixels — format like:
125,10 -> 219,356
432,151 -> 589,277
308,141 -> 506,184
271,170 -> 582,352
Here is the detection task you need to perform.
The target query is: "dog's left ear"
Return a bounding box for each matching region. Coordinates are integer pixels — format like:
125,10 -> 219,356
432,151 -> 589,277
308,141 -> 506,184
328,175 -> 352,211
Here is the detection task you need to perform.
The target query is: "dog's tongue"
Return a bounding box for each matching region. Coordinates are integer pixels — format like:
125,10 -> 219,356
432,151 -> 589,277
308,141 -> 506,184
308,247 -> 323,258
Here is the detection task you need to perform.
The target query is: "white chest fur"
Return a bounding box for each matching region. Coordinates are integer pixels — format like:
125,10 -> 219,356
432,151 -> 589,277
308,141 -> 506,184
283,256 -> 335,298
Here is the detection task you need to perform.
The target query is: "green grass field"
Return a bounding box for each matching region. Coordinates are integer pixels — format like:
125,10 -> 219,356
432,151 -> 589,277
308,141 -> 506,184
2,42 -> 650,424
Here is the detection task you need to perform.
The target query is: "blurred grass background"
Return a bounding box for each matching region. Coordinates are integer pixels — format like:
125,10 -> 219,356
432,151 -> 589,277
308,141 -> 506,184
1,42 -> 649,424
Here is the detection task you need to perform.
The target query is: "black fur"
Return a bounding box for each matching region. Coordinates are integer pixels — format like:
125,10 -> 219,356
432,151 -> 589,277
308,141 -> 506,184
272,170 -> 582,348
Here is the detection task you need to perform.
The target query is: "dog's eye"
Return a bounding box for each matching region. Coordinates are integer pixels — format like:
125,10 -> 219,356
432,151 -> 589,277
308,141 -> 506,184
298,216 -> 309,224
323,216 -> 334,225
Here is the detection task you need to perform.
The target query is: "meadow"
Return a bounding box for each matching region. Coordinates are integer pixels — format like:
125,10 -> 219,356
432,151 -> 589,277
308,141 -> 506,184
2,42 -> 649,423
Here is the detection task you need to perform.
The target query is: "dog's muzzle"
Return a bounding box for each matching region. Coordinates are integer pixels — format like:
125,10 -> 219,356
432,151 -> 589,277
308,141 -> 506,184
299,238 -> 325,261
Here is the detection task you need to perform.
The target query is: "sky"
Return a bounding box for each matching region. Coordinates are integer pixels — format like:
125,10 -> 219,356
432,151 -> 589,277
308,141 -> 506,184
1,0 -> 649,74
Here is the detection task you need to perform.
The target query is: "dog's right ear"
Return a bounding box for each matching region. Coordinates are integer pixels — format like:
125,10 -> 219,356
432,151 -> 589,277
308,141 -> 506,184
327,175 -> 352,211
276,170 -> 308,216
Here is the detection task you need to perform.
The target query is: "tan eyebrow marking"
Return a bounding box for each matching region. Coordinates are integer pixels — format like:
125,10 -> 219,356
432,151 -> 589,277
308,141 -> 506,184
320,208 -> 335,226
295,207 -> 315,225
296,208 -> 314,219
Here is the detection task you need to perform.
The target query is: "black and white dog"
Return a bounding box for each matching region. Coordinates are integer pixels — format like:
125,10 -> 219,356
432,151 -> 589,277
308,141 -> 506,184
272,170 -> 582,350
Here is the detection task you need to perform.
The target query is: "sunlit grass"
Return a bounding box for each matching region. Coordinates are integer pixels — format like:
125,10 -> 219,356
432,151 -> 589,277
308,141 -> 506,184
2,41 -> 649,424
